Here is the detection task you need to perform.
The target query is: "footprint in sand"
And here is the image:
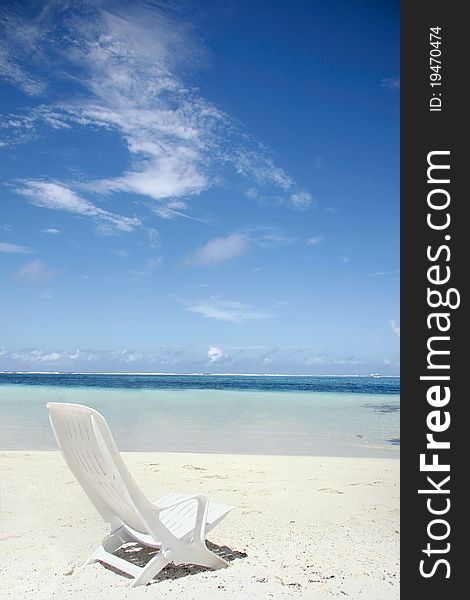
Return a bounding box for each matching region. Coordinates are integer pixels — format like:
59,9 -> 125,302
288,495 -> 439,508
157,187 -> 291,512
241,489 -> 270,496
317,488 -> 344,494
146,463 -> 160,470
183,464 -> 206,471
348,481 -> 383,487
63,564 -> 76,576
202,474 -> 228,480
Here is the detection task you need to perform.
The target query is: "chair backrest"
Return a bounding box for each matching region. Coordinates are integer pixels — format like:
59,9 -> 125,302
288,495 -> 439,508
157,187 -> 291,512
47,403 -> 153,533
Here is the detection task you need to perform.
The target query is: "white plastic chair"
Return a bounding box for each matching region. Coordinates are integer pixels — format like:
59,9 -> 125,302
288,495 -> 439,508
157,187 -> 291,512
47,402 -> 234,586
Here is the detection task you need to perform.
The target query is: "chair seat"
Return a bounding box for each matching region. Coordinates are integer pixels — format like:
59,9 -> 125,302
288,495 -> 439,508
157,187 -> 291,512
123,493 -> 234,544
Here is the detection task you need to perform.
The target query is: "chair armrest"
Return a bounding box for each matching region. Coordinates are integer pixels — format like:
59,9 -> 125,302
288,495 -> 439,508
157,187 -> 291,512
153,494 -> 209,543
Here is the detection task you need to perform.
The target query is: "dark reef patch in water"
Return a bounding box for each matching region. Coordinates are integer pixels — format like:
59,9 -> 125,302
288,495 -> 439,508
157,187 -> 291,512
363,403 -> 400,413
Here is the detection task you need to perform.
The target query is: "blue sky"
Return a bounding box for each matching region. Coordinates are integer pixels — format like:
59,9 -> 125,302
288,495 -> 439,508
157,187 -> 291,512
0,0 -> 399,374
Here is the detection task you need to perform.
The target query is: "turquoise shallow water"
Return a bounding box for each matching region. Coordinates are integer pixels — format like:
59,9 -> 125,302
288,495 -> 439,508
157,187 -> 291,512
0,375 -> 399,457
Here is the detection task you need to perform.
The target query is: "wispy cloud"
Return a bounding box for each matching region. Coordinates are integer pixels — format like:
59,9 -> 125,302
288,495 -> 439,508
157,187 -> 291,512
304,354 -> 364,366
389,319 -> 400,337
0,241 -> 33,254
237,225 -> 296,248
381,76 -> 400,91
306,236 -> 324,246
16,180 -> 141,233
110,349 -> 140,364
187,233 -> 248,266
185,225 -> 298,267
290,191 -> 314,209
41,228 -> 61,234
0,28 -> 45,97
151,201 -> 211,224
15,259 -> 60,284
181,296 -> 273,323
9,348 -> 98,364
372,270 -> 400,277
145,256 -> 163,269
1,1 -> 314,218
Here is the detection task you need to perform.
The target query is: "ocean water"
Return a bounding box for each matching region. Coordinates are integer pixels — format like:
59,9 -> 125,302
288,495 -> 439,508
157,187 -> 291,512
0,374 -> 399,457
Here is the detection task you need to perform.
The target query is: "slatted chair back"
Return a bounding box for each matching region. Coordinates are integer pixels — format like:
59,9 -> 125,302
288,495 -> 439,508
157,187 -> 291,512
47,402 -> 152,533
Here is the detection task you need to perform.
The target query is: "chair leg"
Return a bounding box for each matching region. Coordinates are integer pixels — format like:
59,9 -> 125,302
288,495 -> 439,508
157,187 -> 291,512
84,527 -> 135,565
103,528 -> 135,553
86,527 -> 133,565
194,546 -> 229,570
132,552 -> 170,587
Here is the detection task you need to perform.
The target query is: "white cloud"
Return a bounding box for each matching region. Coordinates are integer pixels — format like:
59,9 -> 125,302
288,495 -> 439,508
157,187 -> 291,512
207,346 -> 228,363
145,256 -> 163,269
41,228 -> 61,234
12,350 -> 61,363
232,149 -> 293,191
187,233 -> 248,266
0,43 -> 45,96
16,180 -> 141,233
0,241 -> 32,254
0,7 -> 49,97
372,270 -> 400,277
15,259 -> 60,284
110,349 -> 141,363
94,147 -> 209,201
151,201 -> 209,223
181,296 -> 273,323
8,348 -> 98,364
306,236 -> 324,246
0,343 -> 384,373
2,2 -> 314,215
381,76 -> 400,91
304,355 -> 364,366
304,356 -> 326,366
389,319 -> 400,337
237,225 -> 296,248
290,191 -> 314,210
185,226 -> 296,269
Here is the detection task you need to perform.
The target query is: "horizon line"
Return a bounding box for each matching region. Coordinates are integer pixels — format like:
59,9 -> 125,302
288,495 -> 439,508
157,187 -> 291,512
0,371 -> 400,377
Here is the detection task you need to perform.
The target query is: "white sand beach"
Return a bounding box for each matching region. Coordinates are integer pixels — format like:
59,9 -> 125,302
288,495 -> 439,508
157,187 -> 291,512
0,451 -> 399,599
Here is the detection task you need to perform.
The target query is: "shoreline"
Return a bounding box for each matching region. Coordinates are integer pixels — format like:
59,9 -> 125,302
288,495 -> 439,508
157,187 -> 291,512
0,451 -> 399,598
0,447 -> 400,458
